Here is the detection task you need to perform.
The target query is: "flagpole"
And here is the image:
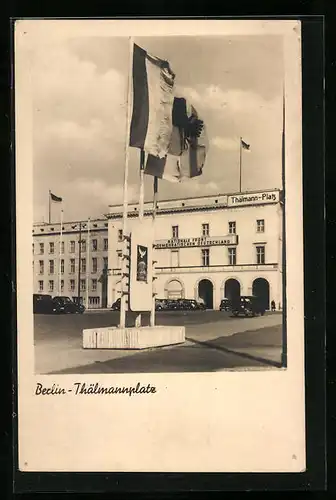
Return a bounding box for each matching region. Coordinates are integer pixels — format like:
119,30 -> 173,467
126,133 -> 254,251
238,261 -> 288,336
119,36 -> 134,329
150,176 -> 158,327
135,148 -> 145,328
48,190 -> 51,224
281,87 -> 287,368
58,207 -> 63,296
239,137 -> 242,193
86,217 -> 90,309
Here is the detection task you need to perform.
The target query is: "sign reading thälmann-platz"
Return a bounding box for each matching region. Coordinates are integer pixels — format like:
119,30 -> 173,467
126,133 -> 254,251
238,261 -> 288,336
227,190 -> 280,207
155,234 -> 238,249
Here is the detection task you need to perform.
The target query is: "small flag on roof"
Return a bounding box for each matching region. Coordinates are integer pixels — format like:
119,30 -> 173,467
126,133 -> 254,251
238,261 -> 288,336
241,139 -> 250,151
50,192 -> 62,202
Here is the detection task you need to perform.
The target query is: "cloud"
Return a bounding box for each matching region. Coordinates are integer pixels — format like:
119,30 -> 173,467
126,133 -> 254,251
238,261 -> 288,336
211,136 -> 238,151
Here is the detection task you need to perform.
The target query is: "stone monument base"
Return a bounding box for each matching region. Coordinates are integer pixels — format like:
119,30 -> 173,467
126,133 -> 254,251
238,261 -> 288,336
83,325 -> 185,350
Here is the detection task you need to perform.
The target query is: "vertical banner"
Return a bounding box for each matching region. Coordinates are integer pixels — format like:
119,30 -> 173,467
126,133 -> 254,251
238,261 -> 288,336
129,220 -> 153,311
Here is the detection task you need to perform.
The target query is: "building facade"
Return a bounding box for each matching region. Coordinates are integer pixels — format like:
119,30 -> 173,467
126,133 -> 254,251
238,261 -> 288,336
107,189 -> 284,311
32,218 -> 109,308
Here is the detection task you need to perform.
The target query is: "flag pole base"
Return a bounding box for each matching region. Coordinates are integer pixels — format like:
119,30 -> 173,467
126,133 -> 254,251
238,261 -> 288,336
83,325 -> 185,350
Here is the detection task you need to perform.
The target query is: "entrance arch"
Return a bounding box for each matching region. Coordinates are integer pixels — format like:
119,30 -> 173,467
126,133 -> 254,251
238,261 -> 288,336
198,279 -> 214,309
252,278 -> 270,310
224,278 -> 241,301
166,279 -> 184,299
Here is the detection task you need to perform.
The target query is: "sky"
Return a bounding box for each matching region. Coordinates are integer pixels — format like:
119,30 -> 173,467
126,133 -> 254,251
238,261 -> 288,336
32,34 -> 284,223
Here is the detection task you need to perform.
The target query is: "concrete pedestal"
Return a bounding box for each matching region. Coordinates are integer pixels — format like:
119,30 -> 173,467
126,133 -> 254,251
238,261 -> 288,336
83,325 -> 185,350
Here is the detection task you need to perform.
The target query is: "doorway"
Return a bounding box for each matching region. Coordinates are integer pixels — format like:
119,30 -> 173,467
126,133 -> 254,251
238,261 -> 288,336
252,278 -> 270,310
224,278 -> 241,301
198,279 -> 214,309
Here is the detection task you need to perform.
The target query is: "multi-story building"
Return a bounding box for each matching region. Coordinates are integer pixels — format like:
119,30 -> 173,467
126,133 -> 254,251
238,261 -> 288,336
106,189 -> 284,311
32,218 -> 109,308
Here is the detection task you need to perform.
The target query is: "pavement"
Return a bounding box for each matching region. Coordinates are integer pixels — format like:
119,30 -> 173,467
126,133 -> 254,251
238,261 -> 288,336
34,311 -> 283,374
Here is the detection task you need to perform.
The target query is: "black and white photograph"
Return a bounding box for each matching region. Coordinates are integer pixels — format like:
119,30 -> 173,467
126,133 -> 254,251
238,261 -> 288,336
15,19 -> 305,473
31,30 -> 285,375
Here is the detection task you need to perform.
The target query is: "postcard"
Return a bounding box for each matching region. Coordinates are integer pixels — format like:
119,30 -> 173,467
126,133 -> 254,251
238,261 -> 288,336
15,19 -> 305,473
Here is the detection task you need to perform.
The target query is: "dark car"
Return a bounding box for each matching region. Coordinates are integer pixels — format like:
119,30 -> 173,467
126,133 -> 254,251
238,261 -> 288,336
33,294 -> 54,314
155,299 -> 168,311
231,295 -> 265,317
52,296 -> 85,314
219,298 -> 231,311
111,298 -> 121,311
184,299 -> 206,310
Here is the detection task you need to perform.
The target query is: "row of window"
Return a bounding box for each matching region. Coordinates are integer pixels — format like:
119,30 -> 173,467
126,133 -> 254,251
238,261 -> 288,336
169,245 -> 266,267
38,279 -> 99,293
172,219 -> 265,239
34,257 -> 108,275
33,220 -> 266,255
33,238 -> 108,255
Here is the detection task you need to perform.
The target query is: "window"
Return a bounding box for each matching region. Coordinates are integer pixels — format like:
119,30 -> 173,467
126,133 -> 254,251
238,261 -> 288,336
103,238 -> 108,251
39,242 -> 44,254
228,221 -> 236,234
201,248 -> 210,266
92,239 -> 98,251
70,241 -> 75,253
89,296 -> 100,307
80,279 -> 86,291
228,247 -> 237,265
256,245 -> 265,264
81,258 -> 86,273
48,280 -> 54,292
70,258 -> 75,274
70,279 -> 75,292
257,219 -> 265,233
61,280 -> 64,292
60,259 -> 64,274
32,243 -> 34,254
103,257 -> 108,269
172,225 -> 179,238
118,229 -> 123,242
92,257 -> 98,273
202,223 -> 209,236
81,240 -> 86,252
49,260 -> 54,274
39,260 -> 44,275
92,279 -> 97,291
60,241 -> 64,254
38,280 -> 44,292
49,242 -> 54,254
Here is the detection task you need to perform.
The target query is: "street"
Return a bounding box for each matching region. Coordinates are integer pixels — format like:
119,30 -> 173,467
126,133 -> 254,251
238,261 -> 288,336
34,310 -> 284,374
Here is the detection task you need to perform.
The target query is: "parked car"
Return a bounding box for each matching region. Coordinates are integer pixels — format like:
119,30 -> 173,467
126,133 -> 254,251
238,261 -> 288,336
219,298 -> 231,311
51,296 -> 85,314
231,295 -> 265,317
155,299 -> 168,311
33,294 -> 54,314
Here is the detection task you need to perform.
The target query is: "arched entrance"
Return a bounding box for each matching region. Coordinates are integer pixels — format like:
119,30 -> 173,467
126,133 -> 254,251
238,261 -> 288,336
252,278 -> 270,310
198,279 -> 213,309
166,279 -> 184,299
224,279 -> 241,301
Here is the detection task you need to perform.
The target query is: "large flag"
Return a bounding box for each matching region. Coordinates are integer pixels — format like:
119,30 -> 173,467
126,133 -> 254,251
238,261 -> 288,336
129,44 -> 176,159
50,192 -> 62,202
144,97 -> 208,182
